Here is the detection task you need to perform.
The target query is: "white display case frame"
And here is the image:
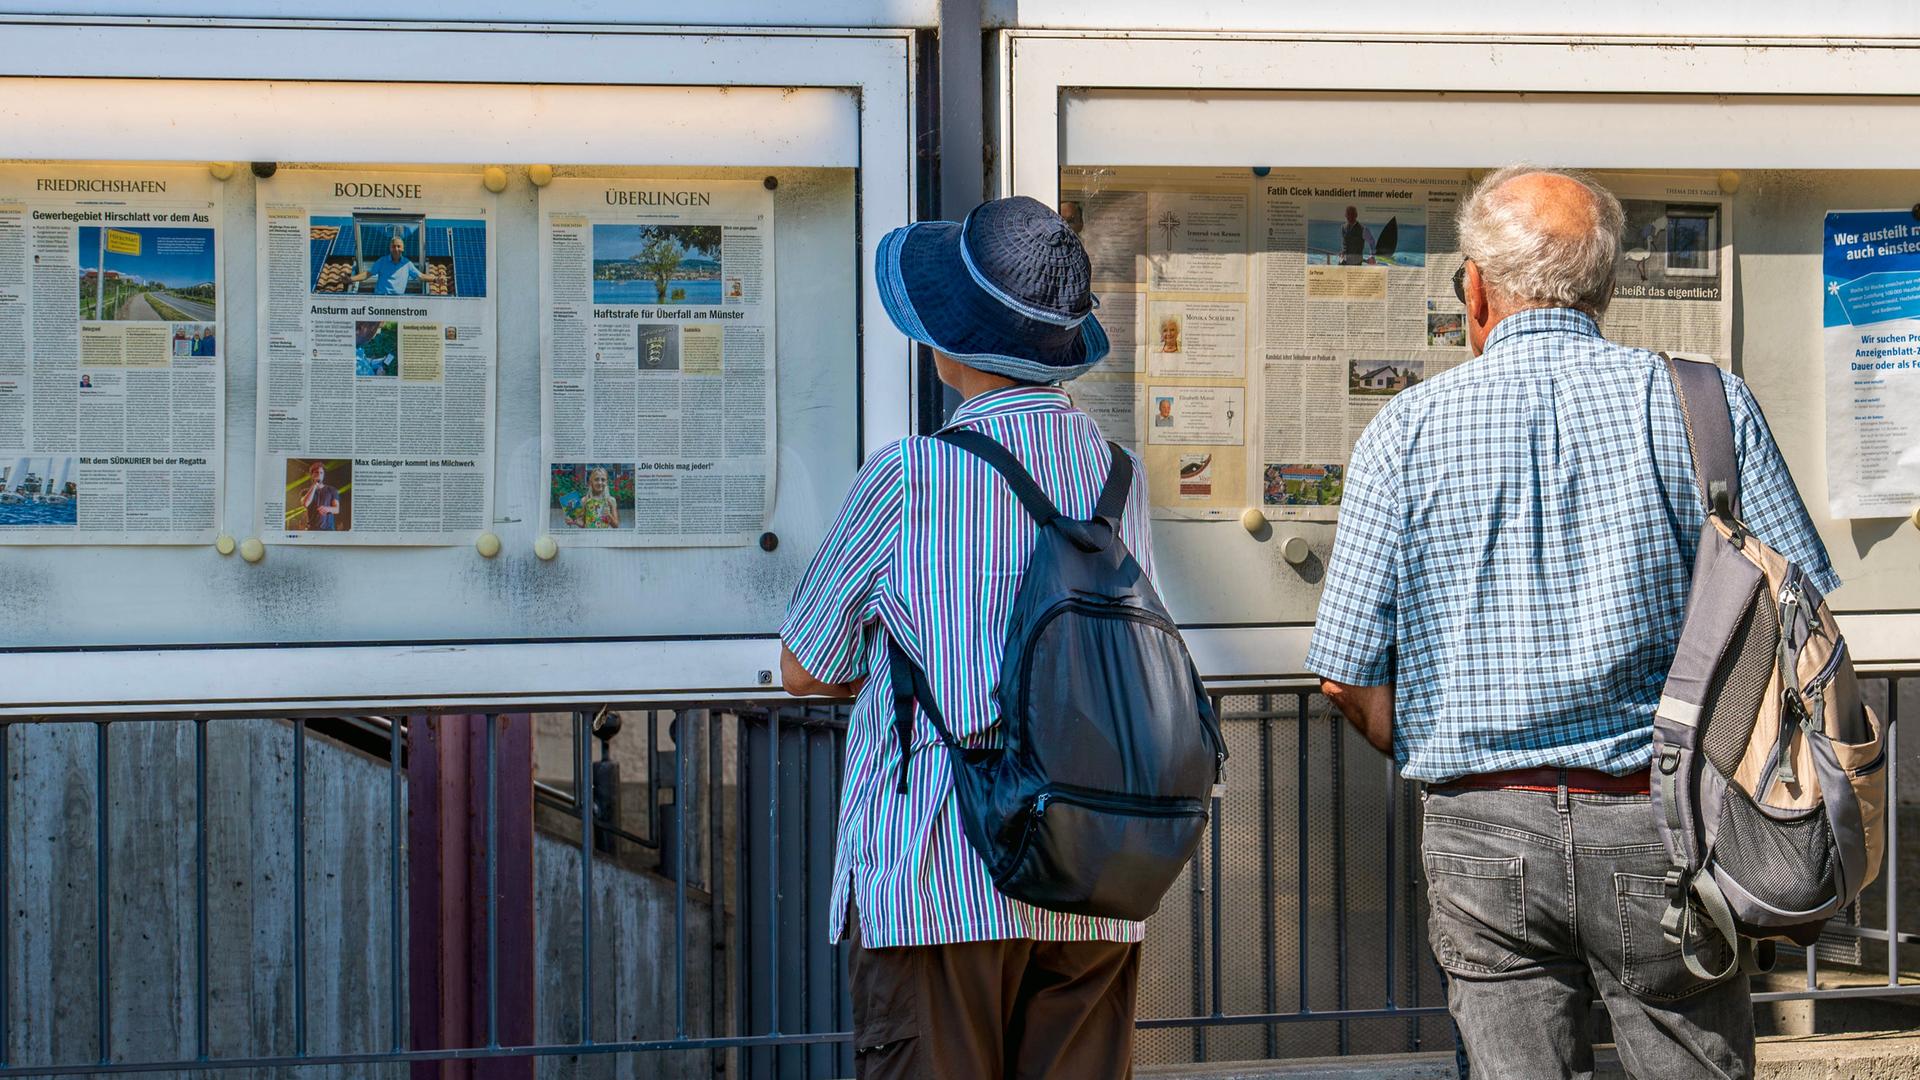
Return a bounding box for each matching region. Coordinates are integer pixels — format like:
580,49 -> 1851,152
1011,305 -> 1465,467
0,16 -> 921,716
992,29 -> 1920,681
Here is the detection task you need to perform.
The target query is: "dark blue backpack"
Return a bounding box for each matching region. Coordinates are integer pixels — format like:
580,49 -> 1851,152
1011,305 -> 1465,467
888,429 -> 1226,921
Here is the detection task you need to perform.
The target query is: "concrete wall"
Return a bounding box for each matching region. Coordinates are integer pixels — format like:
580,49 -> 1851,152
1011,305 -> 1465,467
7,719 -> 406,1078
532,832 -> 727,1080
4,715 -> 730,1079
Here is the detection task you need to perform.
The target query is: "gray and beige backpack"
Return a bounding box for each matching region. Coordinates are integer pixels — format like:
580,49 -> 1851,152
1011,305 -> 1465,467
1652,356 -> 1888,978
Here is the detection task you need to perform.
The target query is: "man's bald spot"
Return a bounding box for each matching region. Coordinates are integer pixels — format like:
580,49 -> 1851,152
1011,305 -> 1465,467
1483,170 -> 1608,239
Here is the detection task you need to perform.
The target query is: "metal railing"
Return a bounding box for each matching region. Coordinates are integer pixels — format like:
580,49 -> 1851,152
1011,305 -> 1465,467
0,676 -> 1908,1076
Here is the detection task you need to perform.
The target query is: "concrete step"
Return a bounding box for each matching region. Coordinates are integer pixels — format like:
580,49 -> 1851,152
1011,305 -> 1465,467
1138,1030 -> 1920,1080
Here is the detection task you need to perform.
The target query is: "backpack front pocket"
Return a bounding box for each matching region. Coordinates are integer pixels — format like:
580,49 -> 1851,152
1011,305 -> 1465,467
993,788 -> 1206,922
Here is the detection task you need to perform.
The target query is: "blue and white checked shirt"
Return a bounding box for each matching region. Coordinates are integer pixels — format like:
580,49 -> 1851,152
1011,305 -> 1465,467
781,386 -> 1153,948
1306,308 -> 1838,783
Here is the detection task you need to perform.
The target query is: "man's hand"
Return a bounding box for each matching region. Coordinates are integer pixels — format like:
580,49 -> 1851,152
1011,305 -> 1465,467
1321,679 -> 1394,755
780,643 -> 862,699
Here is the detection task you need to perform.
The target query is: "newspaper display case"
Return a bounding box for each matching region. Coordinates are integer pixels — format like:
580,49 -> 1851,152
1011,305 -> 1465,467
991,19 -> 1920,684
0,14 -> 923,716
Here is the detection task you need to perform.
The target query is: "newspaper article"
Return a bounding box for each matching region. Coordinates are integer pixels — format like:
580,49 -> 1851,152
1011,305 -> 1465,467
539,178 -> 776,548
255,171 -> 497,545
1599,176 -> 1734,366
1823,209 -> 1920,519
1062,168 -> 1735,523
1063,169 -> 1252,520
0,164 -> 224,544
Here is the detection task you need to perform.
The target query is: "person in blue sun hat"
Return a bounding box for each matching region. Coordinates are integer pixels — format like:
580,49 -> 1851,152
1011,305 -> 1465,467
779,197 -> 1155,1079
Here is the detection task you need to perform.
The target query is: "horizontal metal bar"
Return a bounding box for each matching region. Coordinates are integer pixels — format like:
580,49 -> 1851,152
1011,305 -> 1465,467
1214,708 -> 1327,723
1137,1006 -> 1452,1029
1753,984 -> 1920,1003
0,1031 -> 855,1077
1810,924 -> 1920,947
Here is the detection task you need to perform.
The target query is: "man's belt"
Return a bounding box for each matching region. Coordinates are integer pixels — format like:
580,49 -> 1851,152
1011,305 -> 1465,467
1431,766 -> 1651,796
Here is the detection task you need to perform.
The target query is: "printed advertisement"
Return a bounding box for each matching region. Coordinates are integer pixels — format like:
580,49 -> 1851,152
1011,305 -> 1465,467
255,171 -> 496,544
1063,168 -> 1735,523
0,165 -> 224,544
1823,209 -> 1920,518
539,178 -> 776,547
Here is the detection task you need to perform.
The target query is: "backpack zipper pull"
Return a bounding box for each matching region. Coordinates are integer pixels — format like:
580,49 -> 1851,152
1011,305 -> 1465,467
1772,583 -> 1806,788
1777,700 -> 1800,787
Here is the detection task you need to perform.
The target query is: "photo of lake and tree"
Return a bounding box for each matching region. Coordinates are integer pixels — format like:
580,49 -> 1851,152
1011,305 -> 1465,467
591,224 -> 723,305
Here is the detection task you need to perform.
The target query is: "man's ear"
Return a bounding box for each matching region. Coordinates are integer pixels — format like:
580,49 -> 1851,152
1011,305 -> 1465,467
1465,261 -> 1491,326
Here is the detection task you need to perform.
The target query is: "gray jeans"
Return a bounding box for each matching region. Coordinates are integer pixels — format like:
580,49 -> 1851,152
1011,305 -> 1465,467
1420,785 -> 1754,1079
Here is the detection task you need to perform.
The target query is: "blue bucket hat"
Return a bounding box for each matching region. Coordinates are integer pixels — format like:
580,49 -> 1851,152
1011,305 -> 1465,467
876,195 -> 1109,384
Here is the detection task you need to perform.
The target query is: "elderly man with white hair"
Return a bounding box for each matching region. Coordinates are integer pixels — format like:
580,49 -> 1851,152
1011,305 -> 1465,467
1308,167 -> 1838,1078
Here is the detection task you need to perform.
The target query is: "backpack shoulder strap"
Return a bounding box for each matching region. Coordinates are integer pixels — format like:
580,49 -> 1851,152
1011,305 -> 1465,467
887,636 -> 960,794
1662,353 -> 1741,519
939,429 -> 1135,529
1093,441 -> 1133,525
936,428 -> 1061,527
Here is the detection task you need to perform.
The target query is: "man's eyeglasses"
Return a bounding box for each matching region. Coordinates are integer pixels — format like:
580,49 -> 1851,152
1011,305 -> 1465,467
1452,259 -> 1470,304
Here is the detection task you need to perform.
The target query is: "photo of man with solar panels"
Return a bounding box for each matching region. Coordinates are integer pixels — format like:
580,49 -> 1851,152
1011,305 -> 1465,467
309,213 -> 489,298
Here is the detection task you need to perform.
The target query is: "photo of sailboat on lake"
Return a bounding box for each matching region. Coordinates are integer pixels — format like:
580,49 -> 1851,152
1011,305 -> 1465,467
592,224 -> 724,305
0,457 -> 78,526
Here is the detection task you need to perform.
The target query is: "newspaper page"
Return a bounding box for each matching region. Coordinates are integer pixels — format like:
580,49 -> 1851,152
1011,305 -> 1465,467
0,164 -> 224,544
1599,175 -> 1734,367
1062,168 -> 1735,524
1062,169 -> 1252,520
1250,170 -> 1471,522
539,177 -> 776,547
255,171 -> 497,545
1822,209 -> 1920,518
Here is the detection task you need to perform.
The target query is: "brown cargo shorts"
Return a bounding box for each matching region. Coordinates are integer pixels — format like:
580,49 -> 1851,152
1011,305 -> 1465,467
846,909 -> 1141,1080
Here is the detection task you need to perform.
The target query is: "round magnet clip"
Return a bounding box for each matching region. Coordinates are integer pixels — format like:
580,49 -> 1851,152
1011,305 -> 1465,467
1717,171 -> 1740,194
482,167 -> 509,193
1281,535 -> 1311,566
476,532 -> 501,558
534,535 -> 559,561
240,537 -> 265,563
214,534 -> 237,556
1240,507 -> 1265,533
208,162 -> 236,181
528,164 -> 555,187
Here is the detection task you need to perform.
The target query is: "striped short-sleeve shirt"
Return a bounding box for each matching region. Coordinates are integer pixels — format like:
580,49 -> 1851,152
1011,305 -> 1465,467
781,385 -> 1153,948
1306,308 -> 1839,783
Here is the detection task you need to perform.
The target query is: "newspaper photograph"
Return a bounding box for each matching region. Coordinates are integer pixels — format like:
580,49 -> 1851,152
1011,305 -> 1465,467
255,171 -> 496,545
539,177 -> 776,547
0,164 -> 224,544
1822,209 -> 1920,519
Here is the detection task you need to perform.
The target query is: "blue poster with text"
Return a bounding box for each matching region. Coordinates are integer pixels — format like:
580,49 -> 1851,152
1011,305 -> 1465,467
1823,209 -> 1920,518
